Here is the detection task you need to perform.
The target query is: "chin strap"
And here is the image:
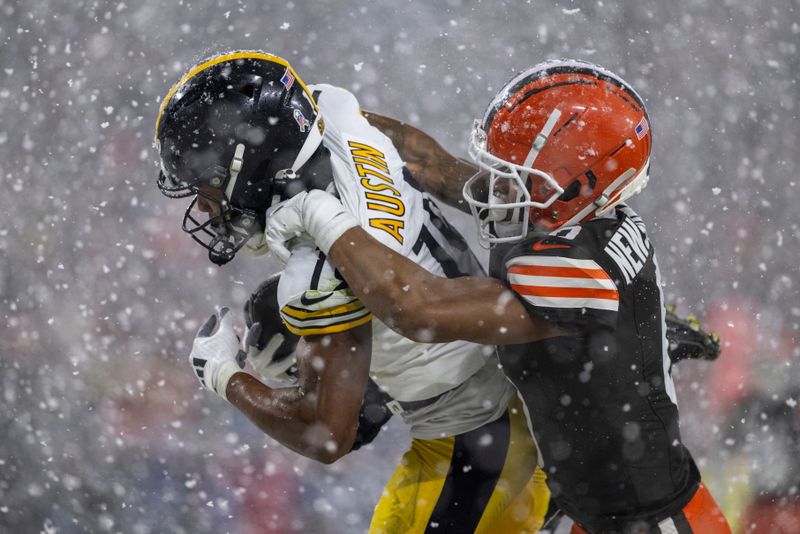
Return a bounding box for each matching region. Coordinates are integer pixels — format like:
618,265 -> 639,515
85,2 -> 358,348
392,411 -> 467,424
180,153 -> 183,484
224,143 -> 246,201
272,114 -> 325,186
291,115 -> 324,170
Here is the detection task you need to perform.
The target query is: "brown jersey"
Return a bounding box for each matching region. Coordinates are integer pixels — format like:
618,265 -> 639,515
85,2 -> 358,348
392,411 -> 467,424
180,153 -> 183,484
493,205 -> 700,531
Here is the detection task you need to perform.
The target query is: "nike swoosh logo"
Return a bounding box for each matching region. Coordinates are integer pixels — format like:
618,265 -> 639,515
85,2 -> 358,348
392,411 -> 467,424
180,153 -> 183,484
300,292 -> 332,306
532,241 -> 572,252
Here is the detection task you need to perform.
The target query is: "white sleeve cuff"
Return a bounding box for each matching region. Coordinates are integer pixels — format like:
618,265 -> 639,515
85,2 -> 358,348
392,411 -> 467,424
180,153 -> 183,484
216,360 -> 244,401
304,190 -> 359,255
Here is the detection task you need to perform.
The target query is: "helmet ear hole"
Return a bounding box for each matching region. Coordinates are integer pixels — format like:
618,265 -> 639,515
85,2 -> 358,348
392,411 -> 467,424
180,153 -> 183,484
557,170 -> 598,202
558,179 -> 582,202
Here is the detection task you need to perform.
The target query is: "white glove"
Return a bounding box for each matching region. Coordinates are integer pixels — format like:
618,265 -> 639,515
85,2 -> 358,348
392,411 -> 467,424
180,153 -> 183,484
189,307 -> 245,400
243,231 -> 268,257
243,322 -> 298,384
265,190 -> 359,263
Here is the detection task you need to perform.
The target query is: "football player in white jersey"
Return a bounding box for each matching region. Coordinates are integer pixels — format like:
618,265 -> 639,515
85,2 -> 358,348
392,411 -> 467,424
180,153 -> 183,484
154,51 -> 553,533
263,60 -> 732,534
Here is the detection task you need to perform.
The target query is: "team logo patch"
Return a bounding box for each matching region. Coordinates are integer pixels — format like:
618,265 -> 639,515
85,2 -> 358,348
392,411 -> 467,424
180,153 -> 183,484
634,117 -> 649,139
293,109 -> 310,132
280,68 -> 295,90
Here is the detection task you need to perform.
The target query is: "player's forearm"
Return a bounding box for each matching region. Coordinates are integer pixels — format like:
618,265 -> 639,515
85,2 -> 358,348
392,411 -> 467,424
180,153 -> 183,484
328,227 -> 560,344
323,224 -> 438,338
363,111 -> 476,212
226,374 -> 348,463
227,327 -> 370,463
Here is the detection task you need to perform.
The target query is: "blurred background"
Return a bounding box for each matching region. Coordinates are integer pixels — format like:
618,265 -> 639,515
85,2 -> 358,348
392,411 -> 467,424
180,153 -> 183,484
1,0 -> 798,532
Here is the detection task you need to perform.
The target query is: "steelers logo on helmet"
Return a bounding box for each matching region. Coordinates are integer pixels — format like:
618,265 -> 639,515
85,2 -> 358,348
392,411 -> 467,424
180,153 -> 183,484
464,59 -> 652,245
154,51 -> 326,265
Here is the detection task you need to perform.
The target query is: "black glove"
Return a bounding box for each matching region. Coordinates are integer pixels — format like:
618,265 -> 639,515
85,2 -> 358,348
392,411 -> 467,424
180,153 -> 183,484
350,378 -> 394,451
665,304 -> 721,363
243,273 -> 300,383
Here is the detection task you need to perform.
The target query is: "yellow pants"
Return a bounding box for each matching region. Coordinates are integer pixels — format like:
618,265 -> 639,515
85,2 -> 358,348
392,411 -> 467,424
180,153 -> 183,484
370,394 -> 550,533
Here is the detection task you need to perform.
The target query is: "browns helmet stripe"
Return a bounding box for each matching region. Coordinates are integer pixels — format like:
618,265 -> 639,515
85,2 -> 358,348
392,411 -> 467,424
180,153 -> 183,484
482,60 -> 650,132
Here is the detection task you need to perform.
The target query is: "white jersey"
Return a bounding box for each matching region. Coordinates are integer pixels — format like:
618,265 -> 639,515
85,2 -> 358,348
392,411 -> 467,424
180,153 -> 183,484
277,84 -> 513,438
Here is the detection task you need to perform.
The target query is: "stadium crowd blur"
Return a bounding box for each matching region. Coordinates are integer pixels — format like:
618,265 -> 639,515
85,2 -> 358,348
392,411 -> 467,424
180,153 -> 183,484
0,1 -> 797,532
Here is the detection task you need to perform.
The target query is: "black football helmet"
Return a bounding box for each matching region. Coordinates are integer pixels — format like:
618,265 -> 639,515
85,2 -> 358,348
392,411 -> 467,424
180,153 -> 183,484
154,51 -> 328,265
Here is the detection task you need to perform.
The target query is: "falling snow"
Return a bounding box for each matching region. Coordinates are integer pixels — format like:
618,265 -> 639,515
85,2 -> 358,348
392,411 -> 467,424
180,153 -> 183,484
1,1 -> 798,533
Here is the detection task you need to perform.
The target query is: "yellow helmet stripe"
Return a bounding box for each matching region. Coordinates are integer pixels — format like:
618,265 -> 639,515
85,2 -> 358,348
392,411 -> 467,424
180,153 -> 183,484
154,50 -> 318,142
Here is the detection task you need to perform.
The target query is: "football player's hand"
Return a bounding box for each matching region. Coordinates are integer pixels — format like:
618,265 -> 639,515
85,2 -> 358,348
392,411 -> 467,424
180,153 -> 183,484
242,322 -> 298,384
242,273 -> 300,384
189,307 -> 245,400
264,194 -> 307,263
350,378 -> 394,451
265,190 -> 358,262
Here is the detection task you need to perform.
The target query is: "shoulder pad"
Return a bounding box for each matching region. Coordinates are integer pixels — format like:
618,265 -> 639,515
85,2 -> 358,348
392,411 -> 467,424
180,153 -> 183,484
503,236 -> 619,329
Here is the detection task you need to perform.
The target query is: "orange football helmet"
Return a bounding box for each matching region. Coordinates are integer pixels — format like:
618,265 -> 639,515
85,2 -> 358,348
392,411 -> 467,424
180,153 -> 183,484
464,59 -> 652,243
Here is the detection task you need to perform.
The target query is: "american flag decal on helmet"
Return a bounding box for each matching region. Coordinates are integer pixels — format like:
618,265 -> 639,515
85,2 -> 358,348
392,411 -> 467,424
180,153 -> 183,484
280,68 -> 295,90
634,117 -> 649,139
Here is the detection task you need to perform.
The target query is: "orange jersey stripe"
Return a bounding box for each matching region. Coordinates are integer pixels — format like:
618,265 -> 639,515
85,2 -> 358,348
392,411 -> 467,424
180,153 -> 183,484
511,284 -> 620,301
508,264 -> 611,280
682,483 -> 732,533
